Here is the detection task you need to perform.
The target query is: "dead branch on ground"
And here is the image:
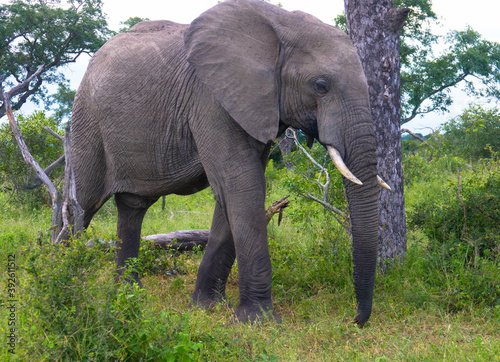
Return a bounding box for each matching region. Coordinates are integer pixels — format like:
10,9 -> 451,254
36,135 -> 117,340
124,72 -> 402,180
146,195 -> 291,251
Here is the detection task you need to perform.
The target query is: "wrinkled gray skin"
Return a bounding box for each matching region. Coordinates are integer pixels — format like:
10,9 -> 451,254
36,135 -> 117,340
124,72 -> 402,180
72,0 -> 379,325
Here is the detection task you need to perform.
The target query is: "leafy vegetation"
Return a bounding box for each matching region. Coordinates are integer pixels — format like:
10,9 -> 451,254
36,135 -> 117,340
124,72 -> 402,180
0,0 -> 111,117
440,106 -> 500,160
403,106 -> 500,313
335,0 -> 500,125
0,111 -> 63,206
0,105 -> 499,360
1,0 -> 499,359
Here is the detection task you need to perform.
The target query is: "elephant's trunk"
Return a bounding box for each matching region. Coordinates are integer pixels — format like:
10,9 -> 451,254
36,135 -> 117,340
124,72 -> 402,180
320,102 -> 379,326
342,119 -> 379,326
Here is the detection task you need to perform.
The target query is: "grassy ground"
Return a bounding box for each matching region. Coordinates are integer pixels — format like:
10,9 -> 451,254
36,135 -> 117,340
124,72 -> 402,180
1,183 -> 499,361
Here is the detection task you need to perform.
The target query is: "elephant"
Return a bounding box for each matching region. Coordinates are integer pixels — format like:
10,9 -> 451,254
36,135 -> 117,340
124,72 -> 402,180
71,0 -> 387,325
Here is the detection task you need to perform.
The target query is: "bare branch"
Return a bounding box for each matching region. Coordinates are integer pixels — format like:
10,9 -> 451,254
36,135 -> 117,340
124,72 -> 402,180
55,124 -> 84,243
142,196 -> 292,251
0,72 -> 58,202
286,128 -> 325,170
4,65 -> 44,100
24,155 -> 65,190
286,128 -> 331,201
293,188 -> 349,233
1,65 -> 45,118
265,195 -> 290,225
401,128 -> 434,148
285,128 -> 350,230
402,72 -> 469,124
43,126 -> 64,141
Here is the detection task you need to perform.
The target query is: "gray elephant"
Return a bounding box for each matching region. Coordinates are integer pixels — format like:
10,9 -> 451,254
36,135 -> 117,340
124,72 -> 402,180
72,0 -> 386,325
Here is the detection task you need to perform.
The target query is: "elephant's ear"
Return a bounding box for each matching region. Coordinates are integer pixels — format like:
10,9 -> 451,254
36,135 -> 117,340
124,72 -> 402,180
184,0 -> 282,144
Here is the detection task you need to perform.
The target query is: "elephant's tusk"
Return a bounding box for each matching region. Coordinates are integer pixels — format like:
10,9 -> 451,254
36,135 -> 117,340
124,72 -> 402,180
327,146 -> 363,186
377,175 -> 392,190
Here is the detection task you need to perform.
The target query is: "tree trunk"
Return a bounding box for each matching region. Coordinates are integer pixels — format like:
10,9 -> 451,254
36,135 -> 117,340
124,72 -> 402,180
344,0 -> 409,270
1,66 -> 83,243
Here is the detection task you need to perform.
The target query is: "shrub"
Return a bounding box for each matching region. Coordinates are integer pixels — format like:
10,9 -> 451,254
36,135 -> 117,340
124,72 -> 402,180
440,106 -> 500,161
0,111 -> 63,206
21,236 -> 202,361
409,160 -> 500,260
407,159 -> 500,310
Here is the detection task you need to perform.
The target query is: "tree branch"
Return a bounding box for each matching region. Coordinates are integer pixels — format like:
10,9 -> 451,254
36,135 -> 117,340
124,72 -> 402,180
54,124 -> 84,243
285,128 -> 349,231
286,128 -> 331,202
24,155 -> 66,190
402,72 -> 469,124
401,128 -> 434,148
0,66 -> 58,202
3,65 -> 44,100
1,65 -> 45,118
144,196 -> 292,251
43,126 -> 64,141
293,188 -> 349,233
384,7 -> 411,33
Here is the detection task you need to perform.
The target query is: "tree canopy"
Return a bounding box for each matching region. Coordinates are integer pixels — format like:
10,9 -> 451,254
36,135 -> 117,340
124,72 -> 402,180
336,0 -> 500,125
440,106 -> 500,160
118,16 -> 150,33
0,0 -> 112,118
402,27 -> 500,124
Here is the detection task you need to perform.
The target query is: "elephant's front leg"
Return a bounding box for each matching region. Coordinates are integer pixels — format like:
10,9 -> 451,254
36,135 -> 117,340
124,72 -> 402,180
212,166 -> 276,322
227,188 -> 277,322
192,201 -> 236,307
194,143 -> 277,321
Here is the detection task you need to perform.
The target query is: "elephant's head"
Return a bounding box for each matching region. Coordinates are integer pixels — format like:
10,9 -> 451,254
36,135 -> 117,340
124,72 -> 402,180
185,0 -> 381,325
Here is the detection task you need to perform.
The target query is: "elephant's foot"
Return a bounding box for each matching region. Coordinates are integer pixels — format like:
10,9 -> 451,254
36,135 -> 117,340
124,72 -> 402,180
190,290 -> 230,310
114,267 -> 144,289
235,303 -> 281,324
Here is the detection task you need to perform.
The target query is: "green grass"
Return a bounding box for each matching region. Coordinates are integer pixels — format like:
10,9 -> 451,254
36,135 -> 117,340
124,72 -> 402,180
1,182 -> 499,361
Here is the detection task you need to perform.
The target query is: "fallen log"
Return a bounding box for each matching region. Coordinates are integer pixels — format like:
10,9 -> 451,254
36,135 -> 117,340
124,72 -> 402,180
143,230 -> 210,251
145,195 -> 290,251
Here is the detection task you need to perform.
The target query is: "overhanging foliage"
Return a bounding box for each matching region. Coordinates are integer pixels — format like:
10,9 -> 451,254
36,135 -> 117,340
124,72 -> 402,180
0,0 -> 112,118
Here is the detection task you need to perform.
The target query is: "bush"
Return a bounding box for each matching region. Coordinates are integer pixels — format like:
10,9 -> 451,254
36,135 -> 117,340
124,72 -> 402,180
21,236 -> 202,361
408,160 -> 500,260
407,159 -> 500,310
440,106 -> 500,161
0,111 -> 64,206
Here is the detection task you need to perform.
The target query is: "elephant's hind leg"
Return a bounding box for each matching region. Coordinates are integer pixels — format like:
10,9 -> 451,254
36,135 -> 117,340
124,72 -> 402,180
191,201 -> 236,308
114,192 -> 157,287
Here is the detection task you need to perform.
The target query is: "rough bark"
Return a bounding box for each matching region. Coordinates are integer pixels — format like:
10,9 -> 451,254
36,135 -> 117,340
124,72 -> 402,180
54,124 -> 84,244
344,0 -> 409,269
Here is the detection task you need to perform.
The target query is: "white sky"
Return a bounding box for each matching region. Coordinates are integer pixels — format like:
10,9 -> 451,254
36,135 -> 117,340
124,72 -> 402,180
4,0 -> 500,133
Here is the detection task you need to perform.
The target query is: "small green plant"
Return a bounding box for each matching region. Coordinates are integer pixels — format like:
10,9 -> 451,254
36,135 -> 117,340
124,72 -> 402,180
138,239 -> 191,277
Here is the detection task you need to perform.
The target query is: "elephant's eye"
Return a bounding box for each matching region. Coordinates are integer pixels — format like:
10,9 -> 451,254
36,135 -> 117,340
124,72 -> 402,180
313,79 -> 330,95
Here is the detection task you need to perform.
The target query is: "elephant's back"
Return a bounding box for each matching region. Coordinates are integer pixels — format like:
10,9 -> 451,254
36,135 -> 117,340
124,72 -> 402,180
82,20 -> 189,93
72,20 -> 206,198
